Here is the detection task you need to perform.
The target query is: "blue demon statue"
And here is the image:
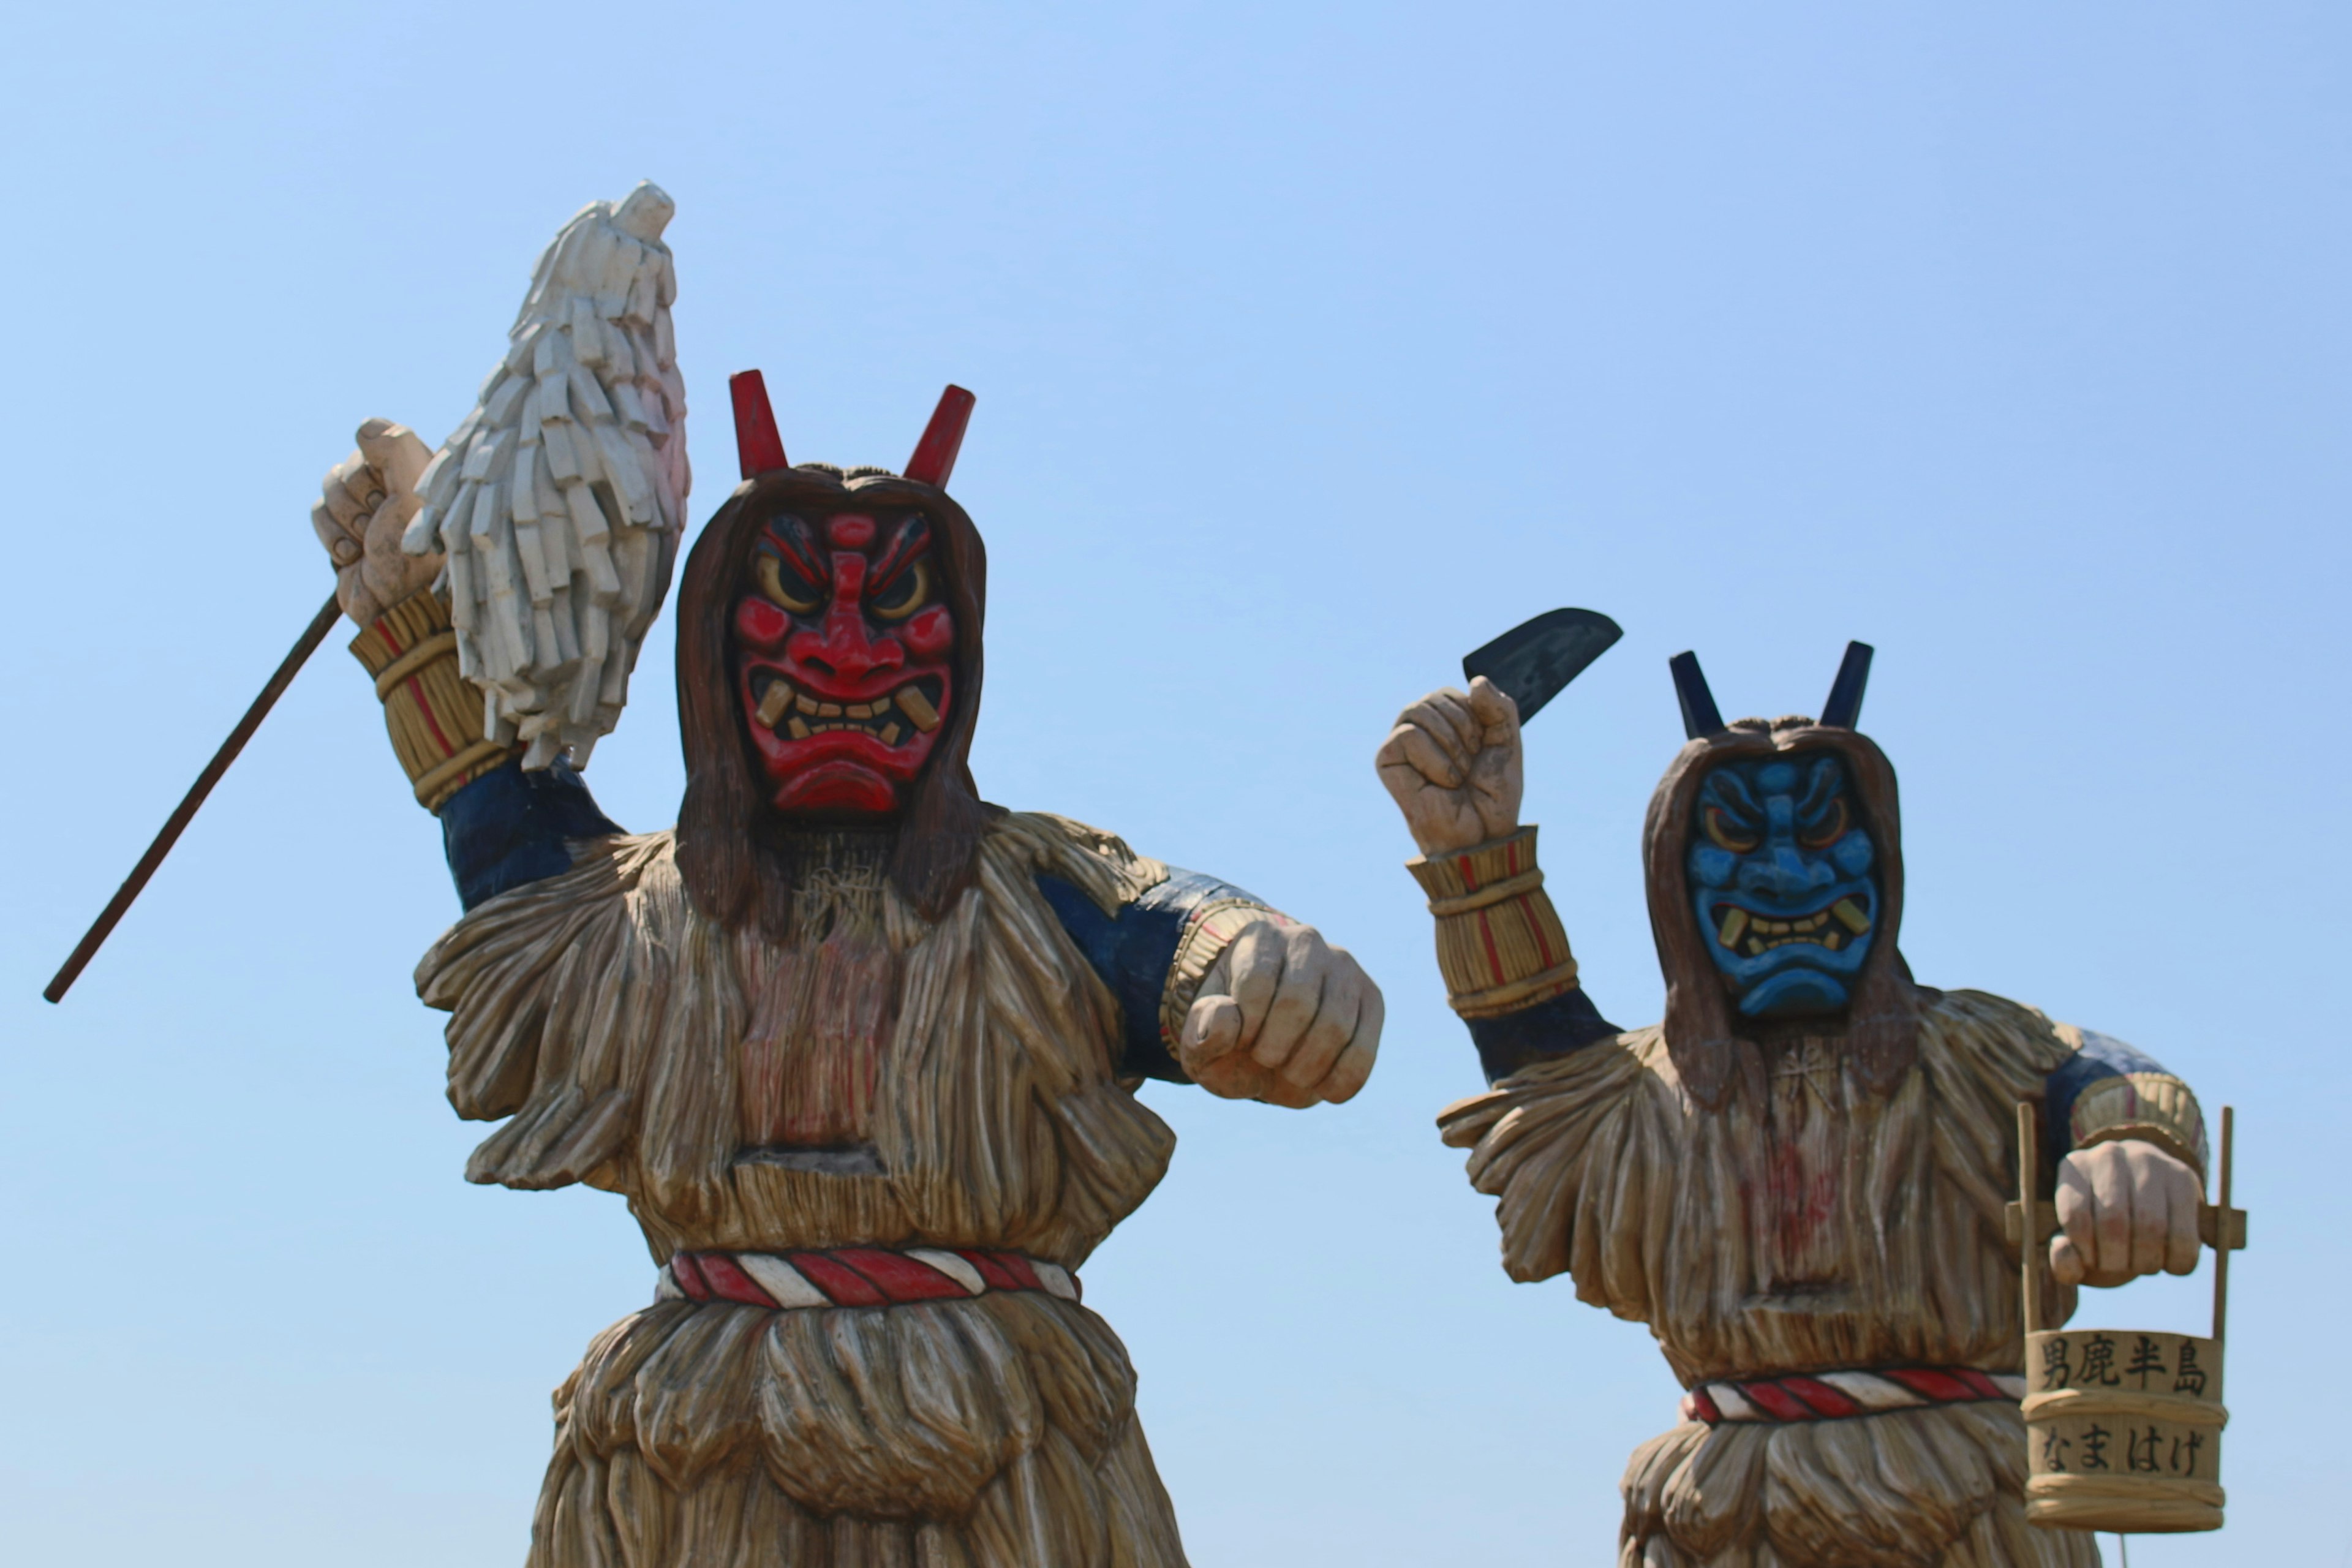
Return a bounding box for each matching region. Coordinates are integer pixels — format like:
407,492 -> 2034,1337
1377,645 -> 2208,1568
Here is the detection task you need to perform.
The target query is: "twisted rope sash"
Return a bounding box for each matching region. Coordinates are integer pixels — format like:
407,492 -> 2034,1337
1682,1366 -> 2027,1424
659,1247 -> 1081,1311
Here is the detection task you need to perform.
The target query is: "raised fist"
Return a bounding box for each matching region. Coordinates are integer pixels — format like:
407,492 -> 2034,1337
1178,919 -> 1382,1108
311,419 -> 439,625
1376,676 -> 1524,856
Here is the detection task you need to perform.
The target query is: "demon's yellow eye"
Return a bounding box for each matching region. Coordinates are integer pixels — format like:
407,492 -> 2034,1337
1799,797 -> 1849,849
1704,806 -> 1759,854
756,551 -> 822,614
869,558 -> 932,622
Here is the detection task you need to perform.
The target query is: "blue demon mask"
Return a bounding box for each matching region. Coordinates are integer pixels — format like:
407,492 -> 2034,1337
1686,752 -> 1879,1018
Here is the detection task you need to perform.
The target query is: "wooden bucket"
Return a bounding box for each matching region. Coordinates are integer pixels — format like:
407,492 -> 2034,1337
2011,1104 -> 2245,1535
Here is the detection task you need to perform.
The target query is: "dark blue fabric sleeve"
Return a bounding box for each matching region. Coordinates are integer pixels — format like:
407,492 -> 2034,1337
2042,1030 -> 2173,1174
1035,867 -> 1262,1085
1465,988 -> 1623,1085
439,756 -> 625,910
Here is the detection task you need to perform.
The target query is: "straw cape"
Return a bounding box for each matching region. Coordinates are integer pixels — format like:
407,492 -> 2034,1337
1441,990 -> 2098,1567
421,812 -> 1191,1566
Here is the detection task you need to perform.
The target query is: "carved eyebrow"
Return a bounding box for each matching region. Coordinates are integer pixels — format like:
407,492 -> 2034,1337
758,516 -> 827,585
1703,768 -> 1762,820
869,516 -> 933,593
1796,756 -> 1845,818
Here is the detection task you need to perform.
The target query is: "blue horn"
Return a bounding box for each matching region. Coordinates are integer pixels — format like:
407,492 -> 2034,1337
1670,651 -> 1725,740
1821,641 -> 1874,729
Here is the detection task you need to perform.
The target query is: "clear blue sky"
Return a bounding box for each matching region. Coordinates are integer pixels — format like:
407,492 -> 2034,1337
4,4 -> 2343,1563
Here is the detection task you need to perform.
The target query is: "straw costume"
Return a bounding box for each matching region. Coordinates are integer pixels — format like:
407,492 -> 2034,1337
1378,654 -> 2205,1567
307,187 -> 1381,1567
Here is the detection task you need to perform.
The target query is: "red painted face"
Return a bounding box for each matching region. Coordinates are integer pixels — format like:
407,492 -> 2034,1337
733,510 -> 956,816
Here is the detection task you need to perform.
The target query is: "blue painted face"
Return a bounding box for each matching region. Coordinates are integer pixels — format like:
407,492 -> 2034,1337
1686,752 -> 1879,1018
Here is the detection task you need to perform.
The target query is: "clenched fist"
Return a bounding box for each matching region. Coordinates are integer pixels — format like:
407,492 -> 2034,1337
1178,920 -> 1382,1107
311,418 -> 439,625
2051,1139 -> 2204,1288
1376,676 -> 1525,856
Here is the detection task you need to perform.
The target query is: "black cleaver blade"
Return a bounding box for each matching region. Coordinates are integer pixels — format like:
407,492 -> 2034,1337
1462,608 -> 1624,724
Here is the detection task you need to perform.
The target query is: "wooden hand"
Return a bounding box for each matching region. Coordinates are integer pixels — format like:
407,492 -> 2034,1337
311,418 -> 439,625
1178,920 -> 1382,1107
1376,676 -> 1523,856
2051,1139 -> 2204,1287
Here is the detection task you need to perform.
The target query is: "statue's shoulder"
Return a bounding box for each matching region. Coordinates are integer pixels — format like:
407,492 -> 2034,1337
417,828 -> 682,1005
1917,986 -> 2075,1078
984,810 -> 1169,911
1438,1022 -> 1660,1148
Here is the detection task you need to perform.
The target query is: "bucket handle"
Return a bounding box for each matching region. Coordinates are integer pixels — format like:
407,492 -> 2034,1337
2011,1102 -> 2243,1342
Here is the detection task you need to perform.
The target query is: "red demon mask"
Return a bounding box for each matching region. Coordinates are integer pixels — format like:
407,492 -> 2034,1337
721,372 -> 976,820
734,507 -> 955,813
676,373 -> 990,927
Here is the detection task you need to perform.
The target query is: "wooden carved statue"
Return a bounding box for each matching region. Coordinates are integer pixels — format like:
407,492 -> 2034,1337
305,184 -> 1384,1566
1377,644 -> 2209,1567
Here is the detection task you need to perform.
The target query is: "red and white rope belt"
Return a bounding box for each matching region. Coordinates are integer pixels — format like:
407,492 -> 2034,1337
1681,1366 -> 2026,1424
658,1247 -> 1081,1311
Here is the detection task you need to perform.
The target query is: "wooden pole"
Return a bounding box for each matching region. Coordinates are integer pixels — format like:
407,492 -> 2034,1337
43,592 -> 344,1003
2211,1106 -> 2234,1343
2018,1099 -> 2041,1337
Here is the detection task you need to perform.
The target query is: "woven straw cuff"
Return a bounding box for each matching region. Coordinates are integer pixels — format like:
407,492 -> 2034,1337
1406,826 -> 1580,1019
349,590 -> 513,812
1156,896 -> 1282,1049
2070,1071 -> 2209,1178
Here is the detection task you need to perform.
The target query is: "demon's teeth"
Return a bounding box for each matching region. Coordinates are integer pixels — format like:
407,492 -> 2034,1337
1825,931 -> 1845,951
1746,938 -> 1764,957
880,721 -> 902,745
1832,898 -> 1871,933
787,717 -> 811,740
895,687 -> 941,733
796,693 -> 819,715
846,703 -> 874,720
754,680 -> 794,728
1718,908 -> 1749,948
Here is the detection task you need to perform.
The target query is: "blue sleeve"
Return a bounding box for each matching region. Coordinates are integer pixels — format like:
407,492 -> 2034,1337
439,757 -> 625,910
1464,989 -> 1623,1085
2042,1030 -> 2174,1174
1035,867 -> 1262,1085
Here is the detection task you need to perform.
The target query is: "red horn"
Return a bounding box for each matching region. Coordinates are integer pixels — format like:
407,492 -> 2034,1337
729,369 -> 788,479
904,384 -> 976,489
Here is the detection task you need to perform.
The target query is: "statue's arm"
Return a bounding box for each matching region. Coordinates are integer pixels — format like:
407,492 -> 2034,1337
1036,856 -> 1380,1107
313,423 -> 625,910
1404,827 -> 1621,1084
1378,679 -> 1619,1083
1037,867 -> 1265,1085
2043,1028 -> 2208,1175
2042,1027 -> 2209,1288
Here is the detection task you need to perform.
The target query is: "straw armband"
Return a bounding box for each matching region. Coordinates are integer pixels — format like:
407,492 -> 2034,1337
347,590 -> 512,812
2070,1071 -> 2209,1177
1156,895 -> 1282,1048
1406,826 -> 1580,1019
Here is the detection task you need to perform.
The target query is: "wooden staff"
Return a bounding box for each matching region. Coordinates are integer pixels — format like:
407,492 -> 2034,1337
2018,1099 -> 2042,1335
2211,1106 -> 2235,1343
43,593 -> 344,1003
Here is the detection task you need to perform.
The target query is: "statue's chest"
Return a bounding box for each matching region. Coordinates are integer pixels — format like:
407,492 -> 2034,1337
1761,1036 -> 1852,1287
734,932 -> 902,1154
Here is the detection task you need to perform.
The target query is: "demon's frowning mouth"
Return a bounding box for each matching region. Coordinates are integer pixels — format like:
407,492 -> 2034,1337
748,669 -> 944,747
1712,896 -> 1872,956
